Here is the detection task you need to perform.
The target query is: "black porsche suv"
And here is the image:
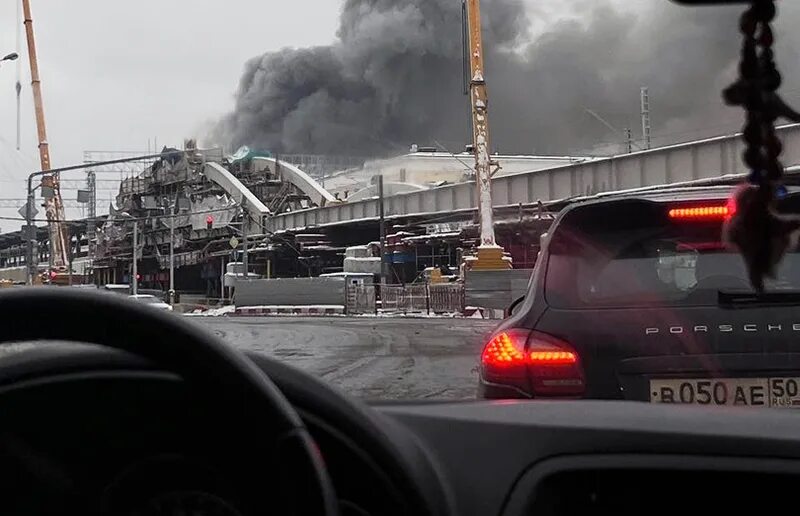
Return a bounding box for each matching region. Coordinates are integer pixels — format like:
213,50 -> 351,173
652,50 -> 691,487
480,185 -> 800,407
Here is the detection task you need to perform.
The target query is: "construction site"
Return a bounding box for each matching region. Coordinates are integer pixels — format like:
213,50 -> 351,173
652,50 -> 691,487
2,0 -> 796,317
0,141 -> 563,312
0,0 -> 565,316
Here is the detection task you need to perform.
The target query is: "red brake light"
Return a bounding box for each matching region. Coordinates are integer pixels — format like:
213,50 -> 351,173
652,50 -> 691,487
527,331 -> 585,397
481,329 -> 585,397
668,205 -> 730,220
529,351 -> 577,365
482,330 -> 528,367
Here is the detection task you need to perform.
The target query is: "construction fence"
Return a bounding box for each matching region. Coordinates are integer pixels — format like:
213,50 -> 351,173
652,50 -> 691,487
346,283 -> 465,315
231,274 -> 529,317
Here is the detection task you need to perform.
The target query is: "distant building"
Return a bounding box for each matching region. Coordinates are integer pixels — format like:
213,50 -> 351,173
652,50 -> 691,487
322,149 -> 594,200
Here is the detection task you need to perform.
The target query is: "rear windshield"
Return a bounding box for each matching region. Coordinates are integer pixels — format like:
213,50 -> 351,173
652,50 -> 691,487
544,196 -> 800,308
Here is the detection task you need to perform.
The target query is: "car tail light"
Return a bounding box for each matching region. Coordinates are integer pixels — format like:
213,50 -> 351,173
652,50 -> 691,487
527,331 -> 585,397
482,330 -> 528,368
481,329 -> 585,397
481,329 -> 530,384
668,204 -> 730,221
529,351 -> 577,365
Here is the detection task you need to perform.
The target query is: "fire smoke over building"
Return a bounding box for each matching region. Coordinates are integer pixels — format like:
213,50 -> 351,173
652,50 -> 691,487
213,0 -> 800,156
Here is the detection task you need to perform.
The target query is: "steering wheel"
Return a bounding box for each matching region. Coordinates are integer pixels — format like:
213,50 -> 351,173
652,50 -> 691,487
0,288 -> 338,515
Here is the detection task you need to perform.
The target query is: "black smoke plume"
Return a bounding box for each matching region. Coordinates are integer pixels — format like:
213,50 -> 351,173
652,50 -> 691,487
213,0 -> 800,156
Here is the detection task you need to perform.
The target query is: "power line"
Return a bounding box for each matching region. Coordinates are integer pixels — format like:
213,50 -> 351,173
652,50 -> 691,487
580,119 -> 745,152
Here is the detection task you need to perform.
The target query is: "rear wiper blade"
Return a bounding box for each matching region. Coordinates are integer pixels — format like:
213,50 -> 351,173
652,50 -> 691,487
718,290 -> 800,305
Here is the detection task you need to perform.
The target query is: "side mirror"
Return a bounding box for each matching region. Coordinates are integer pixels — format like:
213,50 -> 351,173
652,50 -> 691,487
506,296 -> 526,318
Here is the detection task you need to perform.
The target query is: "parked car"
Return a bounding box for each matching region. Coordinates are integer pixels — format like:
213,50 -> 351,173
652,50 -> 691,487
128,294 -> 173,311
103,284 -> 132,295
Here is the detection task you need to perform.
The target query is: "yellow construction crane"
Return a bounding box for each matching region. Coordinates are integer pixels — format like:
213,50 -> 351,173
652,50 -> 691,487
465,0 -> 509,270
22,0 -> 70,277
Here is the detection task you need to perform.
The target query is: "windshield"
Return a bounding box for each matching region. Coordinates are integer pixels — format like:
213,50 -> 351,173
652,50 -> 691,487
545,198 -> 800,308
2,0 -> 800,405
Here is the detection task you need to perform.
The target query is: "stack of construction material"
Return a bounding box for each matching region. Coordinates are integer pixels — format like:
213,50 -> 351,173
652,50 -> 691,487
343,245 -> 381,275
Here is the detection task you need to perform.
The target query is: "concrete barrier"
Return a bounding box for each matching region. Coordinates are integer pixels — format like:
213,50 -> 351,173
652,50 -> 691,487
465,269 -> 534,311
235,277 -> 347,308
233,305 -> 345,316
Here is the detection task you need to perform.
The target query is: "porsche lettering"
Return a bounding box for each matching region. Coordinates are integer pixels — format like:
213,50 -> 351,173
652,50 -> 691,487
646,324 -> 800,335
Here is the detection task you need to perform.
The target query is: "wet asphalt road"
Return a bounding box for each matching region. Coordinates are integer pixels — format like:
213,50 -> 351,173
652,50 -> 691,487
192,317 -> 497,400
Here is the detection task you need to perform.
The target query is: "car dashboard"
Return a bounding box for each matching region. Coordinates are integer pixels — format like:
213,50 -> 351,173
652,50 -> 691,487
0,346 -> 799,516
379,400 -> 800,515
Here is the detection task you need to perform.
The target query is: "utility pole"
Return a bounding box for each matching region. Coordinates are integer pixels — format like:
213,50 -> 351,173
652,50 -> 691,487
86,170 -> 96,274
131,220 -> 138,295
166,201 -> 175,305
461,0 -> 470,97
377,175 -> 388,285
625,128 -> 633,154
641,87 -> 652,150
25,177 -> 35,285
220,256 -> 226,303
169,214 -> 175,302
465,0 -> 508,270
67,231 -> 73,286
15,0 -> 22,150
242,207 -> 249,281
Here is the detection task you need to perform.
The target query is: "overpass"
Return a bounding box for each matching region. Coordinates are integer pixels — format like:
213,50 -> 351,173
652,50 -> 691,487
4,125 -> 800,284
265,124 -> 800,233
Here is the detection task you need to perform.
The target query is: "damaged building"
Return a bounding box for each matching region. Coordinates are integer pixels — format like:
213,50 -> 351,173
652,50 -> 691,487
0,141 -> 569,294
91,142 -> 350,295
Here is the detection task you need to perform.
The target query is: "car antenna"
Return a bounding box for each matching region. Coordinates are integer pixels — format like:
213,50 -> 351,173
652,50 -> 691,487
719,0 -> 800,292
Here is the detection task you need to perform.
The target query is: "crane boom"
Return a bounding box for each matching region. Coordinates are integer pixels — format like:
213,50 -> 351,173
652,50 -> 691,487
22,0 -> 69,269
465,0 -> 509,269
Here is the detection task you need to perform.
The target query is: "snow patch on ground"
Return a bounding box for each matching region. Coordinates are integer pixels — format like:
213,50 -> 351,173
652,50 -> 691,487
187,305 -> 488,319
366,311 -> 463,319
243,305 -> 345,311
186,305 -> 237,317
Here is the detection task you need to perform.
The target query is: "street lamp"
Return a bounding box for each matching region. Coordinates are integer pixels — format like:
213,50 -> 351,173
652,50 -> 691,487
0,52 -> 19,66
163,199 -> 178,306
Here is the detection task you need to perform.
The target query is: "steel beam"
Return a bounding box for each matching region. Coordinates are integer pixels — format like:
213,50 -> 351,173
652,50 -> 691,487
265,124 -> 800,233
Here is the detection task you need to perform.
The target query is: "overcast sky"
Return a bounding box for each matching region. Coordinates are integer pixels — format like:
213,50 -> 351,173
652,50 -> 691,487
0,1 -> 342,177
0,0 -> 769,220
0,0 -> 568,229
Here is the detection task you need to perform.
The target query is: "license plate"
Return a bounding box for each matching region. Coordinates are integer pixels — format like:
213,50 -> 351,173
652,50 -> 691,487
650,378 -> 800,408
